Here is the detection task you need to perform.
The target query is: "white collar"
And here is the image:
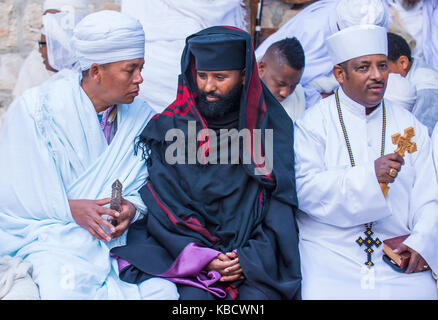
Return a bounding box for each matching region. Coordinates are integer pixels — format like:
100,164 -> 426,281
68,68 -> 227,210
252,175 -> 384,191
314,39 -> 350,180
337,87 -> 382,120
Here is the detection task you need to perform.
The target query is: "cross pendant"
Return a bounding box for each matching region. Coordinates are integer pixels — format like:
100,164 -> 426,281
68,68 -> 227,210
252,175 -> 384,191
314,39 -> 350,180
356,225 -> 382,267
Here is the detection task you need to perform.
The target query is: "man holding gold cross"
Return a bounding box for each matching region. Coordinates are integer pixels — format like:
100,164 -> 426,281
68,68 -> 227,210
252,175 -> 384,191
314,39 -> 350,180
293,24 -> 438,299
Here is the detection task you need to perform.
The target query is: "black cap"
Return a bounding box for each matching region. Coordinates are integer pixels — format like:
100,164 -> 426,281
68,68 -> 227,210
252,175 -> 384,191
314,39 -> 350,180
188,33 -> 246,71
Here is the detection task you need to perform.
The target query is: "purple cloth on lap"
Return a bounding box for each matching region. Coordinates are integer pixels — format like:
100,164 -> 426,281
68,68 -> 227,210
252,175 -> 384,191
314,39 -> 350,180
111,242 -> 227,298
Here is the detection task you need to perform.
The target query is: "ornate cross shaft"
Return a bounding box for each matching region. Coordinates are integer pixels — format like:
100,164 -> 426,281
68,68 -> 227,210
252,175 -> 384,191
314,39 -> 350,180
110,179 -> 123,226
356,225 -> 382,267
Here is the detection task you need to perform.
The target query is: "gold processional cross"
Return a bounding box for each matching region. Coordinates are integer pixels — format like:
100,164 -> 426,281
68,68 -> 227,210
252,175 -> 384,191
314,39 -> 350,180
379,126 -> 417,197
357,127 -> 417,267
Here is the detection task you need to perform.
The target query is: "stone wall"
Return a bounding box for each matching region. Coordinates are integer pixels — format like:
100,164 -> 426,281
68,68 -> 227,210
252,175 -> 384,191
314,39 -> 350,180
260,0 -> 305,30
0,0 -> 120,119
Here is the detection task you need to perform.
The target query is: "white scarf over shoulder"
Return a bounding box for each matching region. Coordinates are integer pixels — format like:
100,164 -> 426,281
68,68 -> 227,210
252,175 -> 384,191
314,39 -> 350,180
0,72 -> 155,299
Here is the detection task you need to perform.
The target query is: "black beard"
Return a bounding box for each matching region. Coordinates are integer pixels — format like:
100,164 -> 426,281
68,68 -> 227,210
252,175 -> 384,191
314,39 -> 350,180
196,82 -> 242,119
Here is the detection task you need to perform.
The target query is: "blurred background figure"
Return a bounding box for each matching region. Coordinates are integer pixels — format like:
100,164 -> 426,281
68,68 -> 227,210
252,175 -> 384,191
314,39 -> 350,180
383,0 -> 438,71
387,31 -> 438,135
12,0 -> 89,100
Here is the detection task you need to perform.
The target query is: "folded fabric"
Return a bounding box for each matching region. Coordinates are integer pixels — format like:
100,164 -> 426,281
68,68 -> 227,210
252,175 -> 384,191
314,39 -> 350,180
0,256 -> 40,300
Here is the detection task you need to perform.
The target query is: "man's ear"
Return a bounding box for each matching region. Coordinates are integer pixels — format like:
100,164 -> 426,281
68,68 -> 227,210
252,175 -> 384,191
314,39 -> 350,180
258,61 -> 265,77
398,55 -> 410,74
333,64 -> 345,85
89,63 -> 102,83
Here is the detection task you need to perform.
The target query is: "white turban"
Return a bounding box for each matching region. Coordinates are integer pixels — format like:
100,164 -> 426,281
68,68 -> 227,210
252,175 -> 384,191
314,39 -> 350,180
43,0 -> 89,19
326,24 -> 388,65
71,10 -> 145,71
336,0 -> 389,30
384,73 -> 417,112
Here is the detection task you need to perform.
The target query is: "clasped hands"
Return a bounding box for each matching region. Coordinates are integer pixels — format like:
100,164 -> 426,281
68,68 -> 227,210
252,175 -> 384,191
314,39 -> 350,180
69,198 -> 136,242
206,251 -> 244,282
375,153 -> 429,273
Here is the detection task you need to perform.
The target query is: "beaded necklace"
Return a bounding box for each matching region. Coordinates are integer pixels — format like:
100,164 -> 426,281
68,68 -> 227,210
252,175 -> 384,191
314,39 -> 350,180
335,89 -> 386,267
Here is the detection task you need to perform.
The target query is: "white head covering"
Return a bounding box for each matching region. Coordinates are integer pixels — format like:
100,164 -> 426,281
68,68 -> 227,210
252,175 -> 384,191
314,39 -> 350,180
326,24 -> 388,65
384,73 -> 417,111
41,0 -> 89,71
43,0 -> 89,19
336,0 -> 389,30
71,10 -> 145,71
42,11 -> 84,71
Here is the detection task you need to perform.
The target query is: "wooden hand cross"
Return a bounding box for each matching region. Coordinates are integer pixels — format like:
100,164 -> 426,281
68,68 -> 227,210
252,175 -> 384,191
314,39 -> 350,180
380,127 -> 417,197
392,127 -> 417,157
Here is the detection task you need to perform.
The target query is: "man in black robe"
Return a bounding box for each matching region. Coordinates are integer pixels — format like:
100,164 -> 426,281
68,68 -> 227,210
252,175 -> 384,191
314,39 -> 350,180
110,26 -> 301,300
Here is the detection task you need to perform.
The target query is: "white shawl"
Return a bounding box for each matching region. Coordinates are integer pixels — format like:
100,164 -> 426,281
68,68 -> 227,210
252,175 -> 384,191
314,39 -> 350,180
0,72 -> 155,299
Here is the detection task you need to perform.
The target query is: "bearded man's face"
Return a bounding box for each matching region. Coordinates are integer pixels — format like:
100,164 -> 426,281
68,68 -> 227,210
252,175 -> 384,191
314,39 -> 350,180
195,69 -> 244,119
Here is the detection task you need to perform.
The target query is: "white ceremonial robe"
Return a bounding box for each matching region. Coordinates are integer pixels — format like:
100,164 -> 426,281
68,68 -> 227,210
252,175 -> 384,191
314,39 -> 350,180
0,72 -> 178,300
294,87 -> 438,300
432,123 -> 438,175
12,48 -> 54,100
281,83 -> 306,122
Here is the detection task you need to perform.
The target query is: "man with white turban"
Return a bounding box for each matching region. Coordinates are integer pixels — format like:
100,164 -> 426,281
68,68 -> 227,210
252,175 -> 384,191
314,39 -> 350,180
0,10 -> 179,300
12,0 -> 88,100
294,23 -> 438,299
255,0 -> 388,109
383,0 -> 438,71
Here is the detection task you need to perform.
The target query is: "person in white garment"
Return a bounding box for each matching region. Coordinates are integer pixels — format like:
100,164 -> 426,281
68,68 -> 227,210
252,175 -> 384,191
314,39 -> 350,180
294,24 -> 438,300
0,10 -> 178,300
257,37 -> 305,122
12,0 -> 89,100
383,0 -> 438,71
255,0 -> 389,110
120,0 -> 247,113
387,32 -> 438,136
384,73 -> 417,112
